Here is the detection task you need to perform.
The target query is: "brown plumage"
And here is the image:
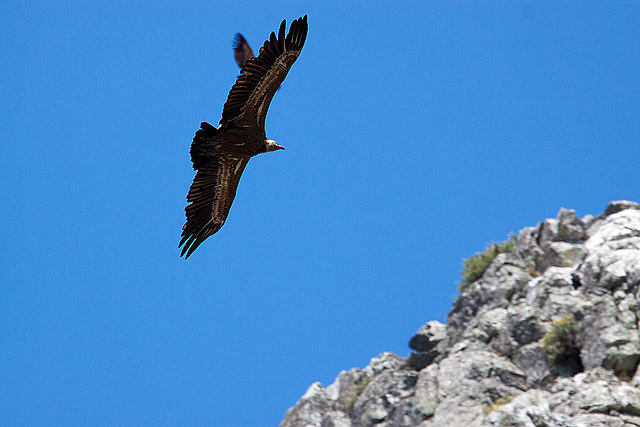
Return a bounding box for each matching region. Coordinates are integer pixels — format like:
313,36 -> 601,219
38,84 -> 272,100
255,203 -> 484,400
233,33 -> 254,68
180,15 -> 308,259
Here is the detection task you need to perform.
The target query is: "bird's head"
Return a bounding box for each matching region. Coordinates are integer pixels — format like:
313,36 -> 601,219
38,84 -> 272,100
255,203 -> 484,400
264,139 -> 285,152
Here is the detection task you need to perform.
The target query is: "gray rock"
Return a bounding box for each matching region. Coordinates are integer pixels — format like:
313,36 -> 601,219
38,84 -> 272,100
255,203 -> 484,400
577,293 -> 640,374
281,201 -> 640,427
538,217 -> 559,250
362,352 -> 405,377
411,349 -> 528,426
414,363 -> 439,419
280,353 -> 406,427
603,200 -> 640,217
409,320 -> 446,352
557,208 -> 586,242
447,255 -> 531,347
319,413 -> 351,427
351,369 -> 418,427
325,368 -> 365,407
281,383 -> 335,427
481,390 -> 572,427
513,226 -> 548,273
549,368 -> 640,421
408,321 -> 447,370
512,343 -> 555,386
547,241 -> 587,267
481,368 -> 640,426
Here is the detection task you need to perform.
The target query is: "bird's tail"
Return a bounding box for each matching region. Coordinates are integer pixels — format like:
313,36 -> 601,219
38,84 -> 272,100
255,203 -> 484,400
190,122 -> 218,170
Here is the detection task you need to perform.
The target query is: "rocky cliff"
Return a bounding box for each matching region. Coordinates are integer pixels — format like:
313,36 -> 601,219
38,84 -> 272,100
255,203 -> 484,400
281,201 -> 640,427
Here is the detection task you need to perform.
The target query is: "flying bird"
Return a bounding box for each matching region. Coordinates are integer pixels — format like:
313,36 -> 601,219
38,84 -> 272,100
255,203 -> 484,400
179,15 -> 308,259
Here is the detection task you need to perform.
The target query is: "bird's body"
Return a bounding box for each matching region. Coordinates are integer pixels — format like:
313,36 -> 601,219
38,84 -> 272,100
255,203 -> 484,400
180,15 -> 308,259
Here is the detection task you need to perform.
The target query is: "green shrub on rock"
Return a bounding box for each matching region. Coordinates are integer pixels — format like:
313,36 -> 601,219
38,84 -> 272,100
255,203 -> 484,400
459,236 -> 516,292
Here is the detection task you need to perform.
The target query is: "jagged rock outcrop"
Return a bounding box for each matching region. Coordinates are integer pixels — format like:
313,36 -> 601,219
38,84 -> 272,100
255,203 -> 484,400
281,201 -> 640,427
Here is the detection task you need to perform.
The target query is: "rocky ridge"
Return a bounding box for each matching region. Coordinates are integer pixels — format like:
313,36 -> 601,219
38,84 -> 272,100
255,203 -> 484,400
281,201 -> 640,427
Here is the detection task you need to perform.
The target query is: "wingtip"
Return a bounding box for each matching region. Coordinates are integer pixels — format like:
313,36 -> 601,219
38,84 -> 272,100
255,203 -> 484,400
178,235 -> 189,256
277,20 -> 286,51
233,33 -> 246,49
179,236 -> 196,259
179,243 -> 189,259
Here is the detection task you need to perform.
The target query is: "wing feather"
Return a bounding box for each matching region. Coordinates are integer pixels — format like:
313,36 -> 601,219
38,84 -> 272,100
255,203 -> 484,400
233,33 -> 254,68
220,15 -> 308,130
180,124 -> 251,258
179,156 -> 249,258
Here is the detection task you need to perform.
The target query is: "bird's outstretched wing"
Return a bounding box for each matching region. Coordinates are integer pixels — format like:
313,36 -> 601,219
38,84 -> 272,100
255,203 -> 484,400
179,123 -> 250,259
180,16 -> 308,258
233,33 -> 254,68
220,15 -> 308,130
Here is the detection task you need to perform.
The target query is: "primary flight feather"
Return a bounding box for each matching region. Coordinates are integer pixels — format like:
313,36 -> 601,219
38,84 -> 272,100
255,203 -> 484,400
233,33 -> 254,68
180,15 -> 308,259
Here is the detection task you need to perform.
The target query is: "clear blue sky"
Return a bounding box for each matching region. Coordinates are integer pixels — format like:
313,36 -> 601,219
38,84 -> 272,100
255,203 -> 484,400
1,2 -> 638,425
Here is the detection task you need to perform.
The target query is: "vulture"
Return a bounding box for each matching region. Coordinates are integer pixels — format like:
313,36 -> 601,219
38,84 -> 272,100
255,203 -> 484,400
179,15 -> 308,259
